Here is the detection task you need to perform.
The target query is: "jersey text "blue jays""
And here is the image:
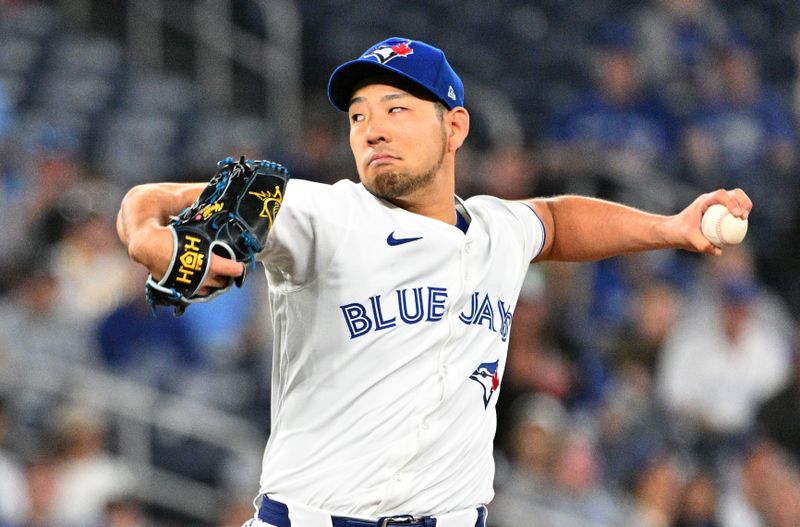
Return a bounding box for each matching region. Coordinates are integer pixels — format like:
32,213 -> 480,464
339,287 -> 513,341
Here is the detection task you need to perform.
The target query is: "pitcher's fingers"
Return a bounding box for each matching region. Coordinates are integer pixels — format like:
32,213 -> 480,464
203,274 -> 231,289
689,229 -> 722,256
210,253 -> 245,278
702,189 -> 743,218
729,188 -> 753,219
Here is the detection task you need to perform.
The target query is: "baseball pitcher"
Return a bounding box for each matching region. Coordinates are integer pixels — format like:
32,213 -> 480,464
117,37 -> 752,527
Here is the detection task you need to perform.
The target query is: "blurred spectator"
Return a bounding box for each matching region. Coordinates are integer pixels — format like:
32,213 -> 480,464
0,263 -> 96,367
281,101 -> 354,186
635,0 -> 732,116
22,455 -> 60,527
755,352 -> 800,465
596,365 -> 674,491
609,278 -> 683,378
102,497 -> 151,527
490,393 -> 570,526
671,472 -> 720,527
512,393 -> 570,486
180,280 -> 274,415
759,466 -> 800,527
48,406 -> 136,527
26,145 -> 84,246
50,211 -> 136,325
545,21 -> 675,199
216,498 -> 256,527
679,40 -> 798,262
0,151 -> 31,293
498,267 -> 574,423
623,453 -> 685,527
770,189 -> 800,316
793,30 -> 800,123
0,80 -> 13,140
584,251 -> 691,360
718,439 -> 785,527
0,395 -> 28,526
179,277 -> 255,362
493,393 -> 626,527
477,144 -> 539,200
546,429 -> 625,527
656,245 -> 793,470
572,254 -> 689,411
95,266 -> 199,391
0,79 -> 22,290
541,20 -> 684,408
1,128 -> 93,294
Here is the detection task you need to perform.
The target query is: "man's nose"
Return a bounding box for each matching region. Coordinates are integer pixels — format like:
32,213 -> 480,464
366,115 -> 390,144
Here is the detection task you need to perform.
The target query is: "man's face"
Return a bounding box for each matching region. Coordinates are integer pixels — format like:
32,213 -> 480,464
348,81 -> 447,200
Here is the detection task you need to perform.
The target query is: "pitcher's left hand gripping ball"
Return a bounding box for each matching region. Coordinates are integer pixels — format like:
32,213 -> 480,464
145,156 -> 290,315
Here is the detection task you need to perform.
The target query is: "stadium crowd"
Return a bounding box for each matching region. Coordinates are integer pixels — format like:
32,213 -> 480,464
0,0 -> 799,526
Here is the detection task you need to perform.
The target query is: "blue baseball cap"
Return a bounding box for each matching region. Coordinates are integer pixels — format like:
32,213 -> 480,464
721,277 -> 758,304
328,37 -> 464,112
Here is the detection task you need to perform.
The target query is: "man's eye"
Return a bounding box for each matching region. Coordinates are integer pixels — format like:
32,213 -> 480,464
350,113 -> 364,122
389,107 -> 406,113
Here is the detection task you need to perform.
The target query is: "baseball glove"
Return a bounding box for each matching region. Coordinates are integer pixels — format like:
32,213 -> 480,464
145,156 -> 290,315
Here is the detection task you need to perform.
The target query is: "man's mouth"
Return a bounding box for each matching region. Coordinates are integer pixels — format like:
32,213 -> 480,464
369,153 -> 399,165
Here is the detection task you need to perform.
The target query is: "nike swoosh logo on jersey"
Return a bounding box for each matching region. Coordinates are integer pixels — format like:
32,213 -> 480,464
386,232 -> 423,246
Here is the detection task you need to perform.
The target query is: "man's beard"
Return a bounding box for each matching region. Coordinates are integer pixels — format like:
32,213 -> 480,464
364,135 -> 446,200
365,166 -> 438,200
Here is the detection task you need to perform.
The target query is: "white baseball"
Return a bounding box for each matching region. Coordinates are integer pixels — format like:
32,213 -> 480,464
701,204 -> 748,246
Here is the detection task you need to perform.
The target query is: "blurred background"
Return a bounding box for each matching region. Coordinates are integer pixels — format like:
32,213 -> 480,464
0,0 -> 799,526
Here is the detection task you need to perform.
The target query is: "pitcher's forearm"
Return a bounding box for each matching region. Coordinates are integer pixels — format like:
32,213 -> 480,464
116,183 -> 206,276
116,183 -> 205,247
529,196 -> 676,262
528,188 -> 752,262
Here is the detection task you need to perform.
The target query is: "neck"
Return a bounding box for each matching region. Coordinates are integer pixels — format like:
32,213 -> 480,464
389,194 -> 457,224
386,164 -> 457,224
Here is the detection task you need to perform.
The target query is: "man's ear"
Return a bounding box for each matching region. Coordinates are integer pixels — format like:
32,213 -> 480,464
446,107 -> 470,152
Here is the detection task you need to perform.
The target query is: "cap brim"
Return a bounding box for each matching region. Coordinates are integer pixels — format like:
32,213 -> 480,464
328,59 -> 447,112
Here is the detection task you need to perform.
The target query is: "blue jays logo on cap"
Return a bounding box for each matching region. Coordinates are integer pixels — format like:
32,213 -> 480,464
328,37 -> 464,112
364,40 -> 414,64
469,360 -> 501,409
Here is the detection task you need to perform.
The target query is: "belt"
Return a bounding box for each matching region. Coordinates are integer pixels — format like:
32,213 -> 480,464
257,495 -> 487,527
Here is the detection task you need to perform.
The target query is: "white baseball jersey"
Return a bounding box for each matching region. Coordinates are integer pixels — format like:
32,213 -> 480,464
256,178 -> 545,518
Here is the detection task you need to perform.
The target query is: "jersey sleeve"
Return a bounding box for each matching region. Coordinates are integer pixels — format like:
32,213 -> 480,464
259,179 -> 353,290
465,195 -> 546,264
502,200 -> 546,262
